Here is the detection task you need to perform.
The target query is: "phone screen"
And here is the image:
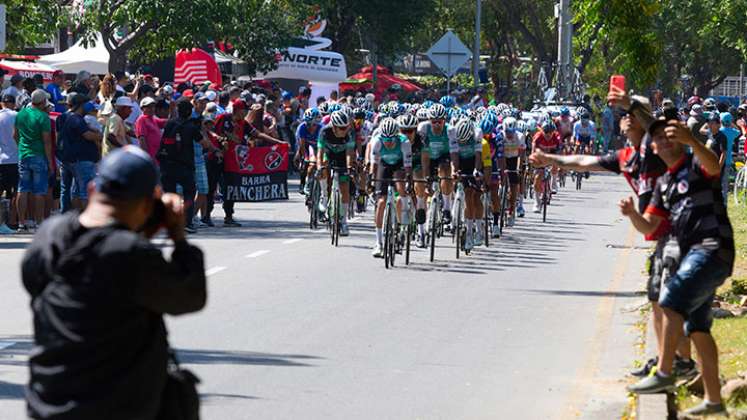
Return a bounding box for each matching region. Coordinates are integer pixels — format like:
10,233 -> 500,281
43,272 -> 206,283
610,75 -> 626,93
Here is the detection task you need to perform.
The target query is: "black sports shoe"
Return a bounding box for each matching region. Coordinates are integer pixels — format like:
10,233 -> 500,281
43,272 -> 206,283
184,225 -> 197,234
630,356 -> 658,377
223,218 -> 242,227
673,357 -> 698,381
201,218 -> 215,227
443,210 -> 452,225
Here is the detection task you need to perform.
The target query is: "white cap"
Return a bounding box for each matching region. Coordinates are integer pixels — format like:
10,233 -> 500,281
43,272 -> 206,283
115,96 -> 133,107
140,97 -> 156,108
205,90 -> 217,101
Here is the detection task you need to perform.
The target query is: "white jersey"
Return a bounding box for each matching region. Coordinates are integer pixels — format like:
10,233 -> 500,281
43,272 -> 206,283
370,133 -> 413,168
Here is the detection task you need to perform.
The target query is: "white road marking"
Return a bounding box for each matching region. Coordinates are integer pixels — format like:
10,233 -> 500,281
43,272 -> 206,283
205,266 -> 227,276
0,341 -> 17,350
245,250 -> 270,258
282,238 -> 303,245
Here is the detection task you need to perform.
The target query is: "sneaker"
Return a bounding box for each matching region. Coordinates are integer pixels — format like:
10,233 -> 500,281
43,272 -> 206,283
223,218 -> 242,227
507,215 -> 515,227
474,232 -> 484,247
16,224 -> 28,233
194,220 -> 209,228
465,235 -> 474,252
201,218 -> 215,227
491,223 -> 501,238
680,401 -> 726,416
0,224 -> 15,234
442,210 -> 452,226
184,225 -> 197,234
673,357 -> 699,381
532,203 -> 541,214
318,200 -> 328,213
340,223 -> 349,237
517,205 -> 525,218
303,183 -> 311,196
626,372 -> 676,394
416,234 -> 426,248
372,243 -> 384,258
631,356 -> 658,378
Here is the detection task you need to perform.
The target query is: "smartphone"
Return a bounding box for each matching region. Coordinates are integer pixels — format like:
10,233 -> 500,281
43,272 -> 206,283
610,75 -> 626,93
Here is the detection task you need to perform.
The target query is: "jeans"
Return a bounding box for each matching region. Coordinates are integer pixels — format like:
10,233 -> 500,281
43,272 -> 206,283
205,159 -> 223,220
71,161 -> 97,200
59,161 -> 75,213
18,155 -> 48,195
721,165 -> 732,203
658,248 -> 731,335
161,162 -> 196,227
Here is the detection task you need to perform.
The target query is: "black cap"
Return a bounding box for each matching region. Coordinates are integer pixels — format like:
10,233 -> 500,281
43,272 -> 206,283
647,119 -> 669,136
95,146 -> 159,200
2,94 -> 15,103
68,92 -> 88,110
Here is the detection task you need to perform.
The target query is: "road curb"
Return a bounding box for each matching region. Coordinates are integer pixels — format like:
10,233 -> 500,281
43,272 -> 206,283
636,315 -> 672,419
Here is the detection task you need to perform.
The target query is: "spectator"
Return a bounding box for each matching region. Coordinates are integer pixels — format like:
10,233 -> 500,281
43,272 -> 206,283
158,99 -> 200,233
135,97 -> 167,158
601,101 -> 615,153
263,101 -> 280,139
687,104 -> 707,144
22,146 -> 206,420
45,71 -> 67,113
15,90 -> 53,232
155,98 -> 172,119
16,78 -> 37,109
103,97 -> 133,156
0,94 -> 18,233
719,112 -> 740,202
70,70 -> 94,98
194,115 -> 217,228
2,74 -> 24,99
58,94 -> 103,210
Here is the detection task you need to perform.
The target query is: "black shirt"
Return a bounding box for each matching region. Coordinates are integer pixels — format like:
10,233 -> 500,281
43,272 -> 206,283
159,117 -> 200,169
645,153 -> 735,269
706,131 -> 727,168
22,213 -> 206,420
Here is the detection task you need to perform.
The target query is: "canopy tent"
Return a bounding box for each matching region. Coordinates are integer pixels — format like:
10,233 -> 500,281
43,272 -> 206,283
339,65 -> 422,98
37,34 -> 109,75
0,60 -> 58,82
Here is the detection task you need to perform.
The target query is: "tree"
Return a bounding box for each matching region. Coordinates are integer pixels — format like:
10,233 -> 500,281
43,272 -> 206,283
1,0 -> 65,53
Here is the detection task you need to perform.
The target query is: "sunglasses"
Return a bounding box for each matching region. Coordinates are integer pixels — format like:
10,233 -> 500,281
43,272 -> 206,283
431,119 -> 445,124
401,128 -> 415,135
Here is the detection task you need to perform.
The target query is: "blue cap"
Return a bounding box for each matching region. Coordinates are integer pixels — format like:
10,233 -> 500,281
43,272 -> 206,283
720,112 -> 733,126
95,146 -> 159,200
281,90 -> 293,101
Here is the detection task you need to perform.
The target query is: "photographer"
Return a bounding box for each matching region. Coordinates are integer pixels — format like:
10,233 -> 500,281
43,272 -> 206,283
22,146 -> 207,420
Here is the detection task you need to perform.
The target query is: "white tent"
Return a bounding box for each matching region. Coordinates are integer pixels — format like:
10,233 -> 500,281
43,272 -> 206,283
37,34 -> 110,75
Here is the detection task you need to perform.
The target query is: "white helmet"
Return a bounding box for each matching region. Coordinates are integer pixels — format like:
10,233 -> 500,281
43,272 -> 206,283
330,110 -> 350,128
398,113 -> 418,130
455,118 -> 475,143
503,117 -> 517,133
379,117 -> 399,138
428,103 -> 448,120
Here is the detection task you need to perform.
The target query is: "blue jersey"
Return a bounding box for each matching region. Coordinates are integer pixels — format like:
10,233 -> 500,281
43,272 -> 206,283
296,122 -> 321,151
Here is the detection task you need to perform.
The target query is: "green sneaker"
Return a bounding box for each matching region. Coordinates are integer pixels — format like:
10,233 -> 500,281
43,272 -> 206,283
680,401 -> 725,417
627,372 -> 676,394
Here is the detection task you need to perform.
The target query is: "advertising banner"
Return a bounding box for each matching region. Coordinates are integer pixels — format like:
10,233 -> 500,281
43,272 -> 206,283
223,143 -> 289,202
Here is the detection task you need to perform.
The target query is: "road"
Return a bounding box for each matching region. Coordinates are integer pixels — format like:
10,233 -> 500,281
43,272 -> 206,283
0,174 -> 652,419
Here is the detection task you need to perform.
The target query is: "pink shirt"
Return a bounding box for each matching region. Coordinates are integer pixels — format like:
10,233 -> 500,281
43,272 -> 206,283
135,114 -> 167,158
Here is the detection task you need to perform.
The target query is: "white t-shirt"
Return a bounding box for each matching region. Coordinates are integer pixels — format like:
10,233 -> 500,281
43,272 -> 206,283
0,108 -> 18,164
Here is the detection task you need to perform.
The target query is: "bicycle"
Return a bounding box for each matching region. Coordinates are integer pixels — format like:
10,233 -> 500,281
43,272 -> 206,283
426,177 -> 447,262
307,169 -> 322,230
497,174 -> 509,236
327,166 -> 346,247
734,161 -> 747,205
452,179 -> 466,259
482,184 -> 492,247
541,167 -> 553,222
373,177 -> 409,269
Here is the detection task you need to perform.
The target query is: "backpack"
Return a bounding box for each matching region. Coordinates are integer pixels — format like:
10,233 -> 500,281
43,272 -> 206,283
157,120 -> 185,162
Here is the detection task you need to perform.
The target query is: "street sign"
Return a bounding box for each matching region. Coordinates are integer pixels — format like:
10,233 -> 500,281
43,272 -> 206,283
426,31 -> 472,78
0,5 -> 6,52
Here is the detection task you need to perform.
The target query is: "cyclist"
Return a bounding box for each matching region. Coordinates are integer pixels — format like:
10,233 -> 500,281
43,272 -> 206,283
398,113 -> 429,248
317,110 -> 356,236
555,106 -> 574,148
480,112 -> 504,238
531,121 -> 562,213
573,108 -> 596,155
420,103 -> 459,227
370,118 -> 413,258
500,117 -> 526,226
296,108 -> 322,196
452,119 -> 484,250
353,107 -> 374,212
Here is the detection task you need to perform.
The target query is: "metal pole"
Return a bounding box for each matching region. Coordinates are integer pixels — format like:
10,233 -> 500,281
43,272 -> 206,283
447,36 -> 452,96
473,0 -> 481,87
372,50 -> 378,94
557,0 -> 572,100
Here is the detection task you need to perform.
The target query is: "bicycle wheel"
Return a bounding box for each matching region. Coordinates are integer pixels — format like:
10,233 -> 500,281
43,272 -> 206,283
499,184 -> 507,235
429,199 -> 438,262
384,202 -> 392,268
405,223 -> 412,265
455,201 -> 463,259
309,179 -> 318,230
334,192 -> 341,247
483,194 -> 490,247
542,187 -> 548,223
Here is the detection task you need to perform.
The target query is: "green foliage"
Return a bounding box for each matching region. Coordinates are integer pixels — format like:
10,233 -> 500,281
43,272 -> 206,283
2,0 -> 65,53
732,278 -> 747,295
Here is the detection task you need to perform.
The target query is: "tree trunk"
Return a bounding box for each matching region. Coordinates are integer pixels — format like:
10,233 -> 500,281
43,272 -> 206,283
108,49 -> 128,73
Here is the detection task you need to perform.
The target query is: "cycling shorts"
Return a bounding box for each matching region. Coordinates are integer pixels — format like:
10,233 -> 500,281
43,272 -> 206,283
576,136 -> 592,145
375,162 -> 405,197
429,155 -> 451,177
505,157 -> 520,185
458,157 -> 480,191
324,152 -> 350,182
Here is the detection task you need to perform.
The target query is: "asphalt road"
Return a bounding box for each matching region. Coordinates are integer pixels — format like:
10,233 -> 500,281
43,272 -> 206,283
0,174 -> 652,419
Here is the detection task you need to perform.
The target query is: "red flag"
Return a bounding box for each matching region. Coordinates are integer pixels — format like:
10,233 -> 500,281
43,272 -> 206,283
174,48 -> 222,86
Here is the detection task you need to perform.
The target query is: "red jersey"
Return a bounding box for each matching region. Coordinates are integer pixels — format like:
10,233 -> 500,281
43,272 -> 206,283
532,131 -> 561,152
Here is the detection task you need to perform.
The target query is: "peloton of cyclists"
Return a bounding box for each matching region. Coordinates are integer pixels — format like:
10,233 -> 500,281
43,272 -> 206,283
420,103 -> 459,228
453,118 -> 485,251
317,110 -> 356,236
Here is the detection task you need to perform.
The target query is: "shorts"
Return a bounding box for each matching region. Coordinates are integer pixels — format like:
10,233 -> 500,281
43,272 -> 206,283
325,152 -> 350,182
195,162 -> 208,195
0,163 -> 19,198
457,157 -> 481,190
71,161 -> 97,199
375,162 -> 404,197
577,136 -> 592,145
658,248 -> 731,335
18,155 -> 49,195
505,157 -> 520,185
161,163 -> 196,201
429,155 -> 451,177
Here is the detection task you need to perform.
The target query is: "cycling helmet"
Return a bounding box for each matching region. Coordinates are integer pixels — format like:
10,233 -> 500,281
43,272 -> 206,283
318,102 -> 330,115
423,100 -> 434,109
703,97 -> 717,110
455,119 -> 475,143
398,113 -> 418,130
416,107 -> 430,122
429,103 -> 448,120
377,103 -> 388,113
479,113 -> 499,135
687,96 -> 702,107
328,103 -> 342,113
303,107 -> 320,123
542,120 -> 556,133
342,105 -> 354,120
476,106 -> 486,114
503,117 -> 517,133
738,103 -> 747,113
511,108 -> 522,119
577,108 -> 590,120
355,97 -> 367,108
440,95 -> 455,108
560,106 -> 570,117
495,103 -> 509,113
330,110 -> 350,128
379,117 -> 399,138
527,118 -> 538,131
353,107 -> 366,120
516,120 -> 527,133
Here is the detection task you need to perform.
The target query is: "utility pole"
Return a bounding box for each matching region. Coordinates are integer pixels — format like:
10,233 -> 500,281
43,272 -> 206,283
556,0 -> 573,100
473,0 -> 481,88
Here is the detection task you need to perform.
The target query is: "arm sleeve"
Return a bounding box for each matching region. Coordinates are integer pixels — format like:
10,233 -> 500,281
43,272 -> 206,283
447,126 -> 459,153
644,180 -> 669,218
417,122 -> 428,139
130,240 -> 207,315
370,136 -> 382,164
401,138 -> 413,168
597,150 -> 623,174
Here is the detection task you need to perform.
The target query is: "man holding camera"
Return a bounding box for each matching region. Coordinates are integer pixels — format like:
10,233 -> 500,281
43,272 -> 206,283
22,146 -> 207,419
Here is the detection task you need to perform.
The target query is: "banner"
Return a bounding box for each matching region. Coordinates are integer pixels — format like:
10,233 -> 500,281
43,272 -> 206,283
174,48 -> 223,86
223,143 -> 289,202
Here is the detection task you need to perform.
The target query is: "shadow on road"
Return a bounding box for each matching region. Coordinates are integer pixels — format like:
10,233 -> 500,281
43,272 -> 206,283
0,336 -> 33,368
0,378 -> 24,400
200,392 -> 260,402
176,349 -> 322,367
510,288 -> 646,298
0,242 -> 31,250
